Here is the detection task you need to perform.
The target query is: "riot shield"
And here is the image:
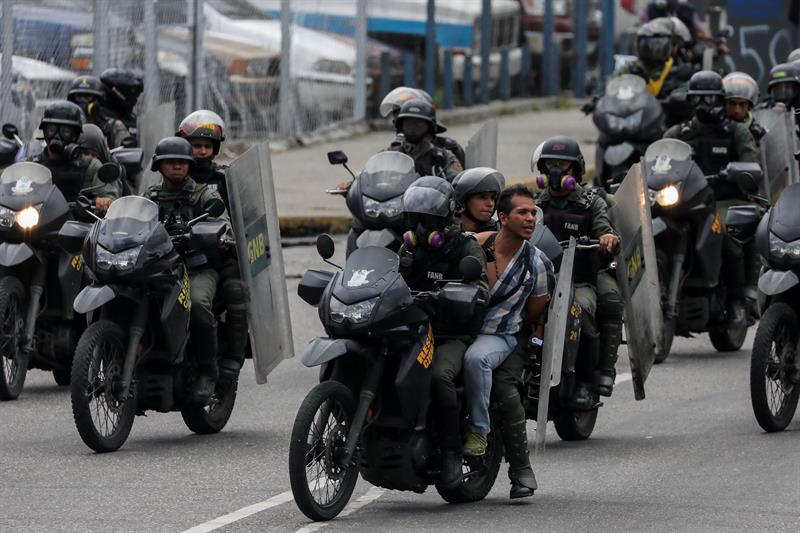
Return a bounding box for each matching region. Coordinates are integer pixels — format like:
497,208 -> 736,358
465,119 -> 498,169
752,107 -> 799,203
534,237 -> 574,454
227,142 -> 294,383
136,101 -> 176,194
610,163 -> 662,400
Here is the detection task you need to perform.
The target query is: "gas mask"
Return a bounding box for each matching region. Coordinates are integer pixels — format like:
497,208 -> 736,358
401,119 -> 430,144
43,124 -> 81,159
690,94 -> 726,124
536,161 -> 577,192
402,214 -> 447,249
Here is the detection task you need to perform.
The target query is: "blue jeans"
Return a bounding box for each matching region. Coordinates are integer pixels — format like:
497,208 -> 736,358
464,333 -> 517,434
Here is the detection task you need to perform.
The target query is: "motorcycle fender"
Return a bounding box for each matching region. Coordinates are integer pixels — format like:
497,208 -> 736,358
74,285 -> 116,314
758,269 -> 799,296
395,325 -> 434,428
652,217 -> 667,237
0,242 -> 33,267
58,250 -> 85,319
301,337 -> 371,368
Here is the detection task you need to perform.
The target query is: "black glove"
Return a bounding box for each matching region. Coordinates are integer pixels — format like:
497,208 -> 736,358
581,97 -> 598,115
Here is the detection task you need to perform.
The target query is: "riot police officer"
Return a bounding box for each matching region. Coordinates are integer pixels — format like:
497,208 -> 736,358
389,100 -> 463,181
29,101 -> 119,214
398,176 -> 488,488
144,137 -> 230,402
452,167 -> 504,233
176,110 -> 248,382
616,18 -> 684,98
534,136 -> 623,404
664,70 -> 759,325
765,63 -> 800,110
67,75 -> 130,149
722,72 -> 765,144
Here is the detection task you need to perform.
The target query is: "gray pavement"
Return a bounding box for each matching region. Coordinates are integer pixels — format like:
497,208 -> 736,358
270,108 -> 597,219
1,237 -> 799,533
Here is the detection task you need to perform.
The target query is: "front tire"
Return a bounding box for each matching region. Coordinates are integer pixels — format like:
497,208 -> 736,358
655,251 -> 674,363
553,408 -> 599,441
709,322 -> 748,352
750,303 -> 800,432
70,320 -> 136,453
181,379 -> 238,434
436,423 -> 504,504
0,276 -> 28,401
289,381 -> 359,521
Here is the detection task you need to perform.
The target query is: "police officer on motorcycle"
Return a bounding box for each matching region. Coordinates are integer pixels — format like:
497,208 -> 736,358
67,75 -> 130,149
389,100 -> 463,181
616,18 -> 686,99
722,72 -> 765,144
534,136 -> 623,405
452,167 -> 503,233
664,70 -> 759,325
144,137 -> 230,403
175,110 -> 249,383
398,176 -> 488,488
29,101 -> 120,215
765,63 -> 800,110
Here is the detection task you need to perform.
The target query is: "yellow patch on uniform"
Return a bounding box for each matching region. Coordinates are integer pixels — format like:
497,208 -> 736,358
711,211 -> 722,234
416,325 -> 434,368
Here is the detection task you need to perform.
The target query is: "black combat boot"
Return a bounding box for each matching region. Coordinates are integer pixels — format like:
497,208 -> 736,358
439,448 -> 463,489
190,323 -> 219,404
493,394 -> 536,499
596,320 -> 622,397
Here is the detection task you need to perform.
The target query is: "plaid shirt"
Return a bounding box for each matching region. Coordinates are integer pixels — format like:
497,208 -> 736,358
480,241 -> 555,335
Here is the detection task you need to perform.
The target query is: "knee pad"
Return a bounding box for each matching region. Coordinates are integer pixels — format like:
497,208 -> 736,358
222,277 -> 250,308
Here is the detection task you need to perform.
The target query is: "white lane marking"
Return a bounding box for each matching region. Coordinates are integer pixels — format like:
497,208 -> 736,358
616,372 -> 632,384
180,491 -> 294,533
293,487 -> 386,533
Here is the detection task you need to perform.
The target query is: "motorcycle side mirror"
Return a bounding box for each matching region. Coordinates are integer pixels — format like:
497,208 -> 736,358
76,194 -> 93,211
327,151 -> 348,165
203,198 -> 226,218
97,162 -> 122,183
57,221 -> 92,254
316,233 -> 336,260
2,123 -> 18,140
459,255 -> 483,282
725,204 -> 761,244
120,135 -> 138,148
722,162 -> 761,195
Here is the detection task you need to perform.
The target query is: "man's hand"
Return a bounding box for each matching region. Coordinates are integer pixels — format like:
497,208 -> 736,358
95,197 -> 112,215
599,233 -> 619,254
337,181 -> 351,191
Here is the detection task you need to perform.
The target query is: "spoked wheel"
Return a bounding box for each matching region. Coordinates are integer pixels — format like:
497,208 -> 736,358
70,320 -> 136,453
0,276 -> 28,401
553,407 -> 599,441
289,381 -> 359,522
436,423 -> 504,504
655,251 -> 674,364
181,378 -> 238,434
750,304 -> 800,432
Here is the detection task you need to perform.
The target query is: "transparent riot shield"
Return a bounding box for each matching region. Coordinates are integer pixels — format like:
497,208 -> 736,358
227,142 -> 294,383
136,101 -> 176,194
534,237 -> 574,454
610,162 -> 662,400
465,119 -> 498,169
752,107 -> 799,203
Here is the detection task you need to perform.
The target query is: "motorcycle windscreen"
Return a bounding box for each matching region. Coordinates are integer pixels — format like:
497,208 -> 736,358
359,152 -> 418,202
135,101 -> 176,194
227,142 -> 294,384
465,119 -> 498,169
752,107 -> 800,203
534,237 -> 574,455
610,163 -> 662,400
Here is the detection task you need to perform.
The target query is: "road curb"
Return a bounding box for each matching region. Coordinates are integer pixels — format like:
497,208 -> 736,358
279,215 -> 351,238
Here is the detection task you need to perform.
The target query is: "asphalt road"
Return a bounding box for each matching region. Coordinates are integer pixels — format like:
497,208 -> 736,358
2,237 -> 799,533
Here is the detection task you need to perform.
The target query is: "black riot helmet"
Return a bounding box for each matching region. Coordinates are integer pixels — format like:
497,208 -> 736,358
100,68 -> 144,116
452,167 -> 504,213
67,75 -> 106,103
150,136 -> 195,171
39,101 -> 84,155
767,63 -> 800,108
534,135 -> 586,177
636,18 -> 673,65
687,70 -> 726,124
395,99 -> 437,143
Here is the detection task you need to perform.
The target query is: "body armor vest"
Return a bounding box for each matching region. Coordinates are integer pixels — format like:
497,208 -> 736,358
34,152 -> 90,203
679,120 -> 738,176
194,164 -> 230,209
434,136 -> 465,167
539,191 -> 600,285
390,143 -> 448,178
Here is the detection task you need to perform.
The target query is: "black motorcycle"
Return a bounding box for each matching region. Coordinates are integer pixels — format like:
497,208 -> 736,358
728,183 -> 800,432
58,195 -> 236,452
645,139 -> 761,362
593,74 -> 664,191
289,236 -> 496,521
0,161 -> 113,400
326,150 -> 419,256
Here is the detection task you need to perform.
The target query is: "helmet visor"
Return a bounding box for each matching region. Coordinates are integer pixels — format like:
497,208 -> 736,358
638,36 -> 671,62
379,87 -> 424,118
43,124 -> 80,143
771,83 -> 799,103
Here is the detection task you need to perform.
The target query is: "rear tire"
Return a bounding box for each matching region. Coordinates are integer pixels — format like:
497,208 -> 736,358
289,381 -> 359,521
181,378 -> 238,434
436,423 -> 504,504
70,320 -> 136,453
709,322 -> 748,352
553,408 -> 599,441
0,276 -> 28,401
750,303 -> 800,432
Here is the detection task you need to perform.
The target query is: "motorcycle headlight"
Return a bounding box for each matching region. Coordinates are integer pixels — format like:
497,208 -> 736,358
655,185 -> 680,207
0,207 -> 15,229
15,206 -> 39,229
363,195 -> 404,219
769,233 -> 800,260
96,245 -> 143,271
329,296 -> 378,324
